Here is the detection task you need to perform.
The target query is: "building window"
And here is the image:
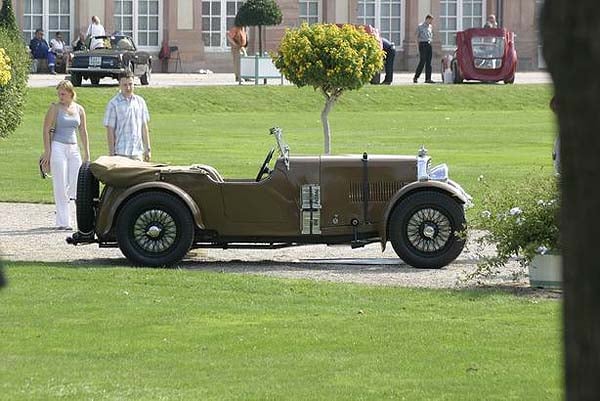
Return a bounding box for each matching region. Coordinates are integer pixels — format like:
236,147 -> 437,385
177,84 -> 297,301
114,0 -> 161,48
23,0 -> 72,43
439,0 -> 485,48
357,0 -> 403,48
202,0 -> 245,49
299,0 -> 320,25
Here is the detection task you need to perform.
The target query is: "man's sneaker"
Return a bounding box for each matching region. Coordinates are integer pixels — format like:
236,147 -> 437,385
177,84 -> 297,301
413,77 -> 418,83
425,79 -> 436,84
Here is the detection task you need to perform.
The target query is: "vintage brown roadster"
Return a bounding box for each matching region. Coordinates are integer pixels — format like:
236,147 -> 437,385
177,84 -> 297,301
68,128 -> 471,268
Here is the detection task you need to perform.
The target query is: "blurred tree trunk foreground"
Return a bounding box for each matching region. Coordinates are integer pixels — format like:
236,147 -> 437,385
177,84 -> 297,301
541,1 -> 600,399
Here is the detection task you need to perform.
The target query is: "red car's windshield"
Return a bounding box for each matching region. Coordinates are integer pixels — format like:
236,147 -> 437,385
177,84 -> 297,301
471,36 -> 505,69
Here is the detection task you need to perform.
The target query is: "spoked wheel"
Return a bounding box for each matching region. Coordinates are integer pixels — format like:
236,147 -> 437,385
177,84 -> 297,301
116,192 -> 194,267
389,191 -> 466,269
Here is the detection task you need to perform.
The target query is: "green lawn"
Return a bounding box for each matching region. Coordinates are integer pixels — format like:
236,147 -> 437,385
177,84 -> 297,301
0,84 -> 555,203
0,85 -> 562,400
0,263 -> 562,401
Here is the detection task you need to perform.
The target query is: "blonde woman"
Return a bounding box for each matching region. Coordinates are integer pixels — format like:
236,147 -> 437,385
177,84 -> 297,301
40,80 -> 90,230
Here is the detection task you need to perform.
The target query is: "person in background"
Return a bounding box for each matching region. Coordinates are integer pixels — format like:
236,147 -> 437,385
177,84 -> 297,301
484,14 -> 498,29
72,32 -> 87,51
413,15 -> 435,84
381,38 -> 396,85
104,71 -> 151,162
29,29 -> 49,73
49,32 -> 66,74
40,80 -> 90,230
86,16 -> 106,50
227,23 -> 247,82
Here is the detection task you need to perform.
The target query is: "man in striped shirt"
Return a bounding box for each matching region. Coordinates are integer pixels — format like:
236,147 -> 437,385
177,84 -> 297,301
104,71 -> 151,161
413,14 -> 435,84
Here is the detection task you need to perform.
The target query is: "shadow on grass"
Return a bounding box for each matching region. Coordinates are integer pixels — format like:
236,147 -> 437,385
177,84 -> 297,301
3,259 -> 561,299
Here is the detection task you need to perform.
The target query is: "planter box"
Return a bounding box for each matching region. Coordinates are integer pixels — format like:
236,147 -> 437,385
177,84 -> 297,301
528,254 -> 562,289
240,55 -> 284,85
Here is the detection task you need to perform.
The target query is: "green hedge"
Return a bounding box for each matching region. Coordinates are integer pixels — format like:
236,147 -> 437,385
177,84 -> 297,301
0,27 -> 29,138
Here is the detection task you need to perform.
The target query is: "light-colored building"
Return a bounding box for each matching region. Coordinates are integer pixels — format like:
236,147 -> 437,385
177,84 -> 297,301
13,0 -> 545,73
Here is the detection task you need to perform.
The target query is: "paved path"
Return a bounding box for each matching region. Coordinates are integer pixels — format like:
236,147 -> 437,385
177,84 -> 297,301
0,202 -> 531,289
28,71 -> 552,88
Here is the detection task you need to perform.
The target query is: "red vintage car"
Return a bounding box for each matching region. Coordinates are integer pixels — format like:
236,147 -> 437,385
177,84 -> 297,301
444,27 -> 517,84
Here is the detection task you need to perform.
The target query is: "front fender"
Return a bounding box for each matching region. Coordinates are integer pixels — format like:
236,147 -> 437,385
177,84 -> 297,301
379,180 -> 470,249
96,181 -> 204,237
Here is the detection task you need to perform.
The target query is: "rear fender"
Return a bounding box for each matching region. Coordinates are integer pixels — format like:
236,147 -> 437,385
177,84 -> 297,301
379,181 -> 469,250
97,181 -> 204,237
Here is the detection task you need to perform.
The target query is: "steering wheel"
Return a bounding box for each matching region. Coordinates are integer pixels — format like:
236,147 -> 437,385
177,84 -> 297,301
256,148 -> 275,182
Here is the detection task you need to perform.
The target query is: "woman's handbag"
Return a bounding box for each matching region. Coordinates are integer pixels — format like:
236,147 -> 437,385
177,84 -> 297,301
39,127 -> 55,179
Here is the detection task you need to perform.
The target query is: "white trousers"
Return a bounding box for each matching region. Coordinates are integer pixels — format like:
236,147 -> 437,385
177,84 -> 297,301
50,141 -> 81,228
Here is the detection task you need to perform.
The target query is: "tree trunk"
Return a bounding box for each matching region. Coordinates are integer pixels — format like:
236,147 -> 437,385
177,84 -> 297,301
320,90 -> 338,155
541,1 -> 600,399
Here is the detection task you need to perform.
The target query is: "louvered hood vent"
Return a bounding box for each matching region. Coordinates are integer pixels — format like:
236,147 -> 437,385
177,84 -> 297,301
349,181 -> 404,203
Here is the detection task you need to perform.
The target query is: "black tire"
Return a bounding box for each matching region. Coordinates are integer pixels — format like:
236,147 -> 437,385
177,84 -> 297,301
116,191 -> 194,267
504,75 -> 515,84
388,191 -> 466,269
70,72 -> 82,87
140,67 -> 150,85
451,59 -> 463,84
90,76 -> 100,85
76,161 -> 99,234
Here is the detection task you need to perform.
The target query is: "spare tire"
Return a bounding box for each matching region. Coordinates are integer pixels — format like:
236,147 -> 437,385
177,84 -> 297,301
76,162 -> 99,234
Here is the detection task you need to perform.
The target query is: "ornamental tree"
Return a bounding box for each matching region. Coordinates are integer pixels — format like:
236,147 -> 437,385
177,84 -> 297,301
235,0 -> 282,54
274,24 -> 384,154
0,0 -> 18,32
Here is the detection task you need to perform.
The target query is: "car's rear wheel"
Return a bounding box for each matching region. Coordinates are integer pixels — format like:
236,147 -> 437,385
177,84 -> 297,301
90,76 -> 100,85
388,191 -> 466,269
140,67 -> 150,85
76,161 -> 99,234
504,75 -> 515,84
451,59 -> 463,83
116,191 -> 194,267
70,72 -> 82,87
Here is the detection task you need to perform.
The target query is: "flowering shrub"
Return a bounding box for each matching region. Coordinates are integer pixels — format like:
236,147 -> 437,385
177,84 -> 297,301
0,47 -> 11,86
273,23 -> 384,154
474,175 -> 560,272
0,26 -> 29,138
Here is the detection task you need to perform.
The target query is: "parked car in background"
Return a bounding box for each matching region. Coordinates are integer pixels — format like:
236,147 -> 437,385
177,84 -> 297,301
68,128 -> 471,269
443,27 -> 517,84
69,34 -> 151,86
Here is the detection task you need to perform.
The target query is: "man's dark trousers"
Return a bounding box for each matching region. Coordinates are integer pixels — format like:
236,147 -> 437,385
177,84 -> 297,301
414,41 -> 432,81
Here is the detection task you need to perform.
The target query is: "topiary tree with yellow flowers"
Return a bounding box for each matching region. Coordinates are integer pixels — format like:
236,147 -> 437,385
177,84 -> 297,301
274,24 -> 383,154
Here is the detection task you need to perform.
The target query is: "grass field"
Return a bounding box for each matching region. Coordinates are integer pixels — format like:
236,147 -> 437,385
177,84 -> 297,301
0,84 -> 555,203
0,263 -> 562,401
0,84 -> 562,400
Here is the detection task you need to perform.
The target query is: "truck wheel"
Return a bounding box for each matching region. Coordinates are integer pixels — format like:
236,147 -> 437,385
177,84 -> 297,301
76,162 -> 99,234
116,192 -> 194,267
388,191 -> 466,269
70,72 -> 82,87
90,76 -> 100,85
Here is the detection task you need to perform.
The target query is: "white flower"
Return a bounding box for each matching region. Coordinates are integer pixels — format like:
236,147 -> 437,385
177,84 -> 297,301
509,207 -> 522,216
481,210 -> 491,218
477,175 -> 484,182
536,246 -> 549,255
516,217 -> 524,225
537,199 -> 546,206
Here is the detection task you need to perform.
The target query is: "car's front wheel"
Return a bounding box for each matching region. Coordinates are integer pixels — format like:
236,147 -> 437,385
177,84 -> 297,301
116,191 -> 194,267
388,191 -> 466,269
70,72 -> 82,87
